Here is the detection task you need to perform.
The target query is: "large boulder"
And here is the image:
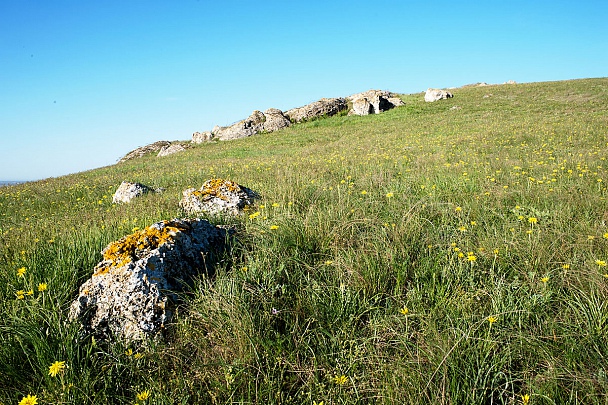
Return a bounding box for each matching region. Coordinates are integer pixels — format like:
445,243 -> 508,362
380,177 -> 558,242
180,178 -> 258,216
192,131 -> 213,144
68,219 -> 228,342
424,88 -> 454,102
285,98 -> 348,123
157,143 -> 186,157
211,109 -> 291,141
262,108 -> 291,132
118,141 -> 171,163
347,90 -> 404,116
112,181 -> 152,204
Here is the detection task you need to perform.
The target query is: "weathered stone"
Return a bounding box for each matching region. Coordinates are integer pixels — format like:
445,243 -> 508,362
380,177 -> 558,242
119,141 -> 171,163
112,181 -> 152,204
262,108 -> 291,133
285,98 -> 348,123
212,110 -> 266,141
68,218 -> 228,342
424,88 -> 454,102
158,143 -> 187,157
180,178 -> 258,216
347,90 -> 404,116
192,131 -> 213,144
350,97 -> 374,116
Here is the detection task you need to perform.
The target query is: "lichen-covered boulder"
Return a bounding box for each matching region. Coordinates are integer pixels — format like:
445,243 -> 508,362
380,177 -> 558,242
262,108 -> 291,132
285,97 -> 348,123
180,179 -> 258,216
112,181 -> 152,204
424,88 -> 454,102
68,219 -> 228,342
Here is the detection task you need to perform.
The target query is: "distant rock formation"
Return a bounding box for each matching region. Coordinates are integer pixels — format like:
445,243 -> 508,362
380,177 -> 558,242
192,131 -> 213,144
285,98 -> 348,123
112,181 -> 152,204
157,143 -> 186,157
346,90 -> 404,116
180,178 -> 258,216
68,219 -> 228,342
209,108 -> 291,141
425,88 -> 454,102
119,141 -> 171,163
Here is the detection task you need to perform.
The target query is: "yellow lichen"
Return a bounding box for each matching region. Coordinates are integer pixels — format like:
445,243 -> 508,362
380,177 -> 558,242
192,178 -> 241,202
93,221 -> 188,276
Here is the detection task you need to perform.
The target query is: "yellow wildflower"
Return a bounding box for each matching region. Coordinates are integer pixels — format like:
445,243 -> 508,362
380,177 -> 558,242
134,352 -> 144,359
333,375 -> 348,385
562,264 -> 570,269
528,217 -> 538,224
400,306 -> 409,315
385,192 -> 394,198
18,394 -> 38,405
540,276 -> 549,283
487,316 -> 497,324
26,289 -> 34,296
596,259 -> 607,267
467,254 -> 477,262
269,225 -> 279,230
361,190 -> 368,195
48,360 -> 66,377
37,283 -> 47,292
125,348 -> 133,356
136,390 -> 151,401
248,211 -> 260,219
522,394 -> 530,405
455,206 -> 462,212
17,267 -> 26,277
16,290 -> 25,300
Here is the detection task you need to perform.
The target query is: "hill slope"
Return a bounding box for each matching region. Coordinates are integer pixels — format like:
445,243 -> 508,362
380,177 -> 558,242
1,78 -> 608,404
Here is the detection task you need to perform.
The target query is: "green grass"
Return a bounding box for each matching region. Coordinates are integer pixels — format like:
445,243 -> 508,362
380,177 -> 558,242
2,78 -> 608,404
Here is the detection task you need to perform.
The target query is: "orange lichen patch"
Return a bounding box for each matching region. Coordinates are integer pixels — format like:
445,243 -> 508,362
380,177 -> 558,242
192,178 -> 241,202
93,221 -> 188,276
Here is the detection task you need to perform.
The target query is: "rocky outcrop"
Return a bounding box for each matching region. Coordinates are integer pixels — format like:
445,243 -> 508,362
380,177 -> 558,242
192,131 -> 213,144
119,141 -> 172,163
180,178 -> 258,216
425,88 -> 454,102
112,181 -> 152,204
285,98 -> 348,123
210,109 -> 291,141
158,143 -> 186,157
68,219 -> 228,342
346,90 -> 404,116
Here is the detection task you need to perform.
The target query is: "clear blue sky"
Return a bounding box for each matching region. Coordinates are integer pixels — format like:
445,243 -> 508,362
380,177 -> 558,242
1,0 -> 606,181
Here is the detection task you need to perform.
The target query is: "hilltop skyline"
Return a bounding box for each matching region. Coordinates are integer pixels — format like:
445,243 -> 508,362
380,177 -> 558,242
1,0 -> 607,181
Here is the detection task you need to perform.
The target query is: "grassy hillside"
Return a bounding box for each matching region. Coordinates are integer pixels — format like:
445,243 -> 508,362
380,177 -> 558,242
1,78 -> 607,404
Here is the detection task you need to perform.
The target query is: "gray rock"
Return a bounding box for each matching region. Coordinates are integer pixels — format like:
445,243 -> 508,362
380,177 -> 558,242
180,178 -> 258,216
424,88 -> 454,102
285,98 -> 348,123
157,143 -> 186,157
212,110 -> 266,141
192,131 -> 213,144
262,108 -> 291,133
118,141 -> 171,163
68,218 -> 228,342
112,181 -> 152,204
347,90 -> 404,116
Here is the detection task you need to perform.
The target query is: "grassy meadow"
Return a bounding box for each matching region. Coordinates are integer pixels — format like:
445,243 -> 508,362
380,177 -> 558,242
1,78 -> 608,404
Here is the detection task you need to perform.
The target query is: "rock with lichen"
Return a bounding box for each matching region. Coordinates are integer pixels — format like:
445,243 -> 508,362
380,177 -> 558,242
180,178 -> 258,216
68,219 -> 228,342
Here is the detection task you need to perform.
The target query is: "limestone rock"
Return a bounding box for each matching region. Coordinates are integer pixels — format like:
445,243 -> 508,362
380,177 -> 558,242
119,141 -> 171,163
285,98 -> 348,123
68,218 -> 228,342
112,181 -> 152,204
180,178 -> 258,216
192,131 -> 213,144
158,143 -> 186,157
262,108 -> 291,133
424,88 -> 454,102
347,90 -> 404,116
212,110 -> 266,141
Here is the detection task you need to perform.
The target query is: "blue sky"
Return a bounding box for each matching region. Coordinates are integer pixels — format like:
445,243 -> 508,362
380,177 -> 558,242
1,0 -> 606,181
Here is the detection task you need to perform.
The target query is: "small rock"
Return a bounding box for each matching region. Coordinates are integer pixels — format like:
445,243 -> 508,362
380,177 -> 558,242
180,178 -> 258,216
112,181 -> 152,204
